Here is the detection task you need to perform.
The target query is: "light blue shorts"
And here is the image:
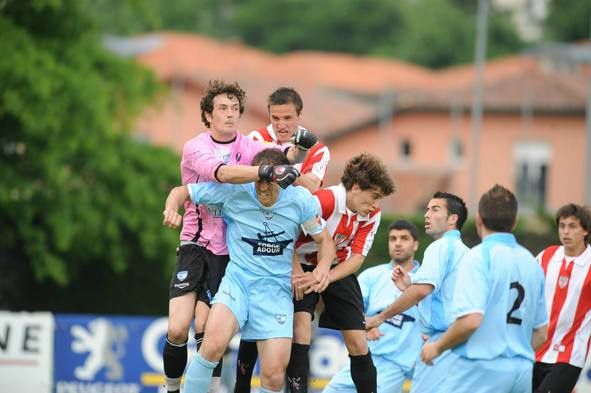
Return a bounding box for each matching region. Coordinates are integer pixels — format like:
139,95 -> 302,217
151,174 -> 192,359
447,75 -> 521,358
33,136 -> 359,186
437,354 -> 533,393
212,263 -> 293,341
323,354 -> 409,393
409,332 -> 456,393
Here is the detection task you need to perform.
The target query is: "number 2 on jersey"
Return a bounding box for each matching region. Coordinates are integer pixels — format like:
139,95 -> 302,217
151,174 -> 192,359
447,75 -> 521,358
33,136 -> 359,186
506,281 -> 525,325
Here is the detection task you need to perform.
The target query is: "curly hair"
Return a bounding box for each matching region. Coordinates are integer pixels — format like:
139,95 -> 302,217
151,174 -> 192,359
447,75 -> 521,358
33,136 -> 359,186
200,80 -> 246,128
341,153 -> 395,196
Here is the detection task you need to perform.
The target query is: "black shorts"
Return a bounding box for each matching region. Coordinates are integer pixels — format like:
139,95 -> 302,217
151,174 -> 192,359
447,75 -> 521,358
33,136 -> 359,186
294,264 -> 365,331
168,243 -> 229,305
533,362 -> 582,393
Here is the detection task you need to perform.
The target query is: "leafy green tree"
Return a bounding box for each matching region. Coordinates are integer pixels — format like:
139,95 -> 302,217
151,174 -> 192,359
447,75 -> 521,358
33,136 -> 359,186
544,0 -> 591,42
84,0 -> 523,69
0,0 -> 180,314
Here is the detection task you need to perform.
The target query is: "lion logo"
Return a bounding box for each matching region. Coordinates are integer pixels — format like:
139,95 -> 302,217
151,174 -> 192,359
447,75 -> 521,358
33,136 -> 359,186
70,318 -> 127,380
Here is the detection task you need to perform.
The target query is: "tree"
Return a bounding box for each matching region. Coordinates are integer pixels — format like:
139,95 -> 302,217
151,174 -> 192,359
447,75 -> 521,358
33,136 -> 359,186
0,0 -> 180,314
544,0 -> 591,42
84,0 -> 523,69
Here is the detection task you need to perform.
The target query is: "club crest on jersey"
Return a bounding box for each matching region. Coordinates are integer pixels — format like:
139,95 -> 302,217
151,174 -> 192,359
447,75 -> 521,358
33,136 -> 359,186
275,314 -> 287,325
334,233 -> 348,245
558,275 -> 569,288
241,222 -> 292,256
261,209 -> 274,220
176,271 -> 188,281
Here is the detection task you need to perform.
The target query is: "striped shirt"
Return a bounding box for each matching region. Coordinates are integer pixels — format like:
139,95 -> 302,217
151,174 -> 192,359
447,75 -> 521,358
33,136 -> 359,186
248,125 -> 330,184
296,184 -> 381,265
536,244 -> 591,368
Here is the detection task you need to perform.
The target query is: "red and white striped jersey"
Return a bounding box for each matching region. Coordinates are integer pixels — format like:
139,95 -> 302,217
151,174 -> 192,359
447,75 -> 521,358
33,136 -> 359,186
296,184 -> 381,266
248,125 -> 330,184
535,244 -> 591,368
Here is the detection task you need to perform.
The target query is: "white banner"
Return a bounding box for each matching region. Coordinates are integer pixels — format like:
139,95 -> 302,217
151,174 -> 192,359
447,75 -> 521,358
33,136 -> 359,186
0,311 -> 54,393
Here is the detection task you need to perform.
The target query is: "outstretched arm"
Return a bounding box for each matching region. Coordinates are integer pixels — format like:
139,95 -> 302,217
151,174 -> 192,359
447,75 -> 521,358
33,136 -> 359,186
421,313 -> 483,365
365,283 -> 433,329
163,186 -> 191,228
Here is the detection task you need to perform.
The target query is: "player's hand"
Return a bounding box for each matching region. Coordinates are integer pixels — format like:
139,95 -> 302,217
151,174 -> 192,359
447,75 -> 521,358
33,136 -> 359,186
311,266 -> 330,293
366,327 -> 384,341
420,341 -> 442,366
163,209 -> 182,228
392,265 -> 411,291
291,128 -> 317,151
258,165 -> 300,189
365,314 -> 384,330
292,272 -> 318,294
292,278 -> 305,301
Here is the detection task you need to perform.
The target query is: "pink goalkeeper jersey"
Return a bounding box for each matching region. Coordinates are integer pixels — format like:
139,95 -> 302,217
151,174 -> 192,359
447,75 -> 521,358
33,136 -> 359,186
180,131 -> 269,255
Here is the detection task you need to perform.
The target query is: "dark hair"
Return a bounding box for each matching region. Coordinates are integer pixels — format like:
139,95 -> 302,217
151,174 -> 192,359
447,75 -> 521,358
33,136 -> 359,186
267,87 -> 303,114
477,184 -> 517,232
200,79 -> 246,128
252,148 -> 289,167
388,220 -> 419,241
433,191 -> 468,231
341,153 -> 395,196
556,203 -> 591,243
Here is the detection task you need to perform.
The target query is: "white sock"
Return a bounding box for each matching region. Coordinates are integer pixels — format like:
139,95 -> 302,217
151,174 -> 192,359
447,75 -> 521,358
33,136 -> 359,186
165,376 -> 181,392
208,376 -> 221,393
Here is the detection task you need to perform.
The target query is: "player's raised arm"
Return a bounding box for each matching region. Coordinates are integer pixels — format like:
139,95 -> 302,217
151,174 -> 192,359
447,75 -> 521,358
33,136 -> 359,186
163,186 -> 190,228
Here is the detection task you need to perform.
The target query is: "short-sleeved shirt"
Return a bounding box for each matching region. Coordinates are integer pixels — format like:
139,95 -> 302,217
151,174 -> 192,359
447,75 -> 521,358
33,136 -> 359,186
360,261 -> 422,372
452,233 -> 548,361
180,131 -> 272,255
411,230 -> 469,333
248,125 -> 330,185
187,182 -> 323,279
535,244 -> 591,367
295,184 -> 381,265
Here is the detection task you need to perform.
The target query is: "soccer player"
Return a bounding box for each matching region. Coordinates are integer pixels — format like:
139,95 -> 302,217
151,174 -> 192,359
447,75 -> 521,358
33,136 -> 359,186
286,153 -> 396,393
163,148 -> 336,393
162,80 -> 317,393
533,203 -> 591,393
365,191 -> 469,393
248,87 -> 330,192
420,184 -> 548,393
323,220 -> 423,393
235,87 -> 331,392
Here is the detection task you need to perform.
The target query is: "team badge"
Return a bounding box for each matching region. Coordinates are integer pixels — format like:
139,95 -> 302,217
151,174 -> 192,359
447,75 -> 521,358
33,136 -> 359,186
275,314 -> 287,325
334,233 -> 348,245
558,275 -> 569,289
262,209 -> 274,220
176,271 -> 188,281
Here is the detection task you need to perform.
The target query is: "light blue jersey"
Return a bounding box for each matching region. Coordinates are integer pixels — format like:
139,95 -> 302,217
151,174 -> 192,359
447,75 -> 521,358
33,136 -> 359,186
433,233 -> 548,393
360,261 -> 422,372
451,233 -> 548,360
324,261 -> 422,393
188,182 -> 322,281
411,230 -> 469,334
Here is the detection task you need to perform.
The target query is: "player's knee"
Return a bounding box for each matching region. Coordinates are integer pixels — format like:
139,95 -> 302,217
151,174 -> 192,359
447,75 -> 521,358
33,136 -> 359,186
344,333 -> 368,356
167,323 -> 190,344
260,365 -> 286,391
198,338 -> 226,362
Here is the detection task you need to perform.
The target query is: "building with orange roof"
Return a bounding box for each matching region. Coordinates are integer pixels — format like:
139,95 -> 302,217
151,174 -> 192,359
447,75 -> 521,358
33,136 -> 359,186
106,33 -> 590,214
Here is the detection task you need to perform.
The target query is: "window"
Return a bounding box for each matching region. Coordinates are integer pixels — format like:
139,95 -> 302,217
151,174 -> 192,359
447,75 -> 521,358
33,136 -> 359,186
513,142 -> 550,211
450,139 -> 463,165
401,139 -> 412,161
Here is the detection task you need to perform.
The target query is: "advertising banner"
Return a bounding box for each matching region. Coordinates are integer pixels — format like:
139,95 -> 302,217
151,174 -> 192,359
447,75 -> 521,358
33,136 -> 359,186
0,311 -> 54,393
